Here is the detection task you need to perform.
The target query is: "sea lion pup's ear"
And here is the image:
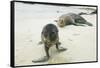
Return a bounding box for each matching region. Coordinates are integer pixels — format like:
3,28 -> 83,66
54,20 -> 58,22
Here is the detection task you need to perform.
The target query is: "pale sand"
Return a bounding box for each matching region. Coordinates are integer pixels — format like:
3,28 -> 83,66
15,2 -> 97,66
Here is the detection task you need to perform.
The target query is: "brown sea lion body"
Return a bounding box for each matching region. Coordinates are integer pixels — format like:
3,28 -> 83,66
56,13 -> 93,27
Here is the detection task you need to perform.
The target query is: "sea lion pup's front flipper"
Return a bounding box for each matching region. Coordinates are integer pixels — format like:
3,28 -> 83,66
56,42 -> 67,52
56,45 -> 67,52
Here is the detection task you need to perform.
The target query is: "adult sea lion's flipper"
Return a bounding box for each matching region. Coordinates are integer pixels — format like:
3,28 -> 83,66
72,23 -> 85,26
85,22 -> 93,26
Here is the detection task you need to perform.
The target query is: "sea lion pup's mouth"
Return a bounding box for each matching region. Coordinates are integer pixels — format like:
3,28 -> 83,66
47,33 -> 57,43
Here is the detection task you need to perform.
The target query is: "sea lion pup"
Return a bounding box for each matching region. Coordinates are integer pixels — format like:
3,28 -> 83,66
55,13 -> 93,27
32,24 -> 66,63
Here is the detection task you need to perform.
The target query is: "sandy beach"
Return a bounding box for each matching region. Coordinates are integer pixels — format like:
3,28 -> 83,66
14,2 -> 97,66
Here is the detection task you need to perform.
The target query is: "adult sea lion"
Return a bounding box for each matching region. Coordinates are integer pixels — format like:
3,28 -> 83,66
32,24 -> 66,63
55,13 -> 93,27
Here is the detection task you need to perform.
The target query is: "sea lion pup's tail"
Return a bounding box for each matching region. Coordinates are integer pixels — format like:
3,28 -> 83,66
85,22 -> 93,26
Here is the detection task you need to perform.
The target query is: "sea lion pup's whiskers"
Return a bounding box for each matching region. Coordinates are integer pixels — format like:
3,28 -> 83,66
32,24 -> 66,63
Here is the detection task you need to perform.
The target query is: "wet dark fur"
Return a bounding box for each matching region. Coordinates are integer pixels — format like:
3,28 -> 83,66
41,24 -> 60,58
42,24 -> 59,45
32,24 -> 66,63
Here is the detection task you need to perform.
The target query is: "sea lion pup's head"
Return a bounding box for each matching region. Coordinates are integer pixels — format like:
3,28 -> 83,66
42,24 -> 58,43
